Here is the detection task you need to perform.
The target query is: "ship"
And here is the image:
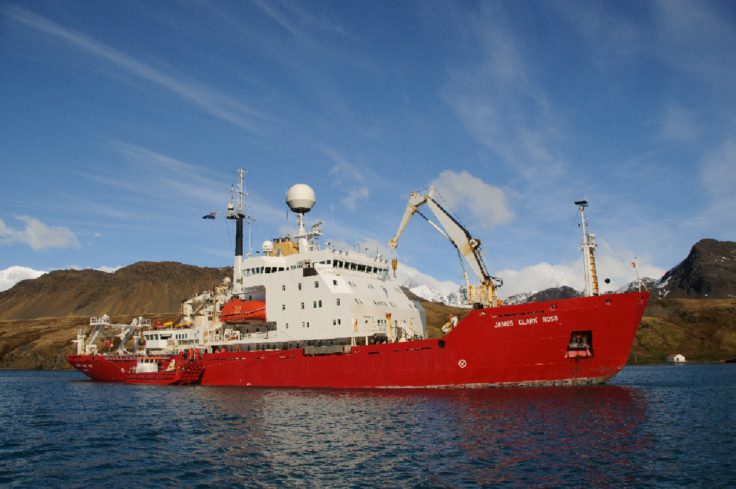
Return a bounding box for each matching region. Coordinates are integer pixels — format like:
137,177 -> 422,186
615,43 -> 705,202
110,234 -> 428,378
67,170 -> 649,388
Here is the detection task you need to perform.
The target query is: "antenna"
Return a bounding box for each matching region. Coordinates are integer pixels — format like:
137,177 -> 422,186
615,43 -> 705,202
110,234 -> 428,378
227,169 -> 253,293
576,200 -> 599,296
631,257 -> 643,292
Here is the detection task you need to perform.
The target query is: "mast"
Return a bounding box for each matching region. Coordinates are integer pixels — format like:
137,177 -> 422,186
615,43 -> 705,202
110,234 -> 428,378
228,169 -> 248,294
632,257 -> 642,292
576,200 -> 599,296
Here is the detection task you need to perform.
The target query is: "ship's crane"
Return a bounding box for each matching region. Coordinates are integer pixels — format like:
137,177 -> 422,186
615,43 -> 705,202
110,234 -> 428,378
388,187 -> 502,308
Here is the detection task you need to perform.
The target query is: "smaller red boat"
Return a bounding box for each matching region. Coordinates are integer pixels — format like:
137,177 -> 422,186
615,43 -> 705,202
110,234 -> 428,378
68,350 -> 204,385
220,298 -> 266,323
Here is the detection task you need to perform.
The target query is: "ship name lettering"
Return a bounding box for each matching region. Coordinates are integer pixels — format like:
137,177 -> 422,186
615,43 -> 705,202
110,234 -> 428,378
542,315 -> 559,323
494,320 -> 514,328
517,317 -> 538,326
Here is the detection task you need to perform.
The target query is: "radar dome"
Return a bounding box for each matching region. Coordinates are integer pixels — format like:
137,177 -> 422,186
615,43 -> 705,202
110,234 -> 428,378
286,184 -> 316,213
262,240 -> 273,253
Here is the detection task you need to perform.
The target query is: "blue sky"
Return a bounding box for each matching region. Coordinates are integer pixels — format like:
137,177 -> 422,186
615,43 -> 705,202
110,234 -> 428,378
1,0 -> 734,296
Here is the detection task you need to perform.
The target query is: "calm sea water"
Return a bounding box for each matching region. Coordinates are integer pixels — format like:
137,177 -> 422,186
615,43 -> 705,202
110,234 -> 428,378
1,365 -> 734,488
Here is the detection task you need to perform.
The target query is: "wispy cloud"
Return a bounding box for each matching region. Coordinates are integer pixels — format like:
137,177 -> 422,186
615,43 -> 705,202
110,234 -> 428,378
431,170 -> 513,230
656,104 -> 701,144
4,5 -> 277,136
0,216 -> 80,251
441,4 -> 567,181
341,187 -> 369,211
72,142 -> 228,210
698,134 -> 736,230
653,0 -> 736,89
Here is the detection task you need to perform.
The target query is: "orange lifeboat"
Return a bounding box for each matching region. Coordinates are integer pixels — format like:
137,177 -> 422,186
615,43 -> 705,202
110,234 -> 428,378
220,298 -> 266,323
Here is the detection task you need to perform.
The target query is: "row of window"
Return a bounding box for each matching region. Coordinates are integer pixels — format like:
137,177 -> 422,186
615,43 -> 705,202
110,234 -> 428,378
281,298 -> 340,311
146,333 -> 190,341
288,280 -> 320,291
321,259 -> 387,275
244,261 -> 388,277
283,319 -> 343,329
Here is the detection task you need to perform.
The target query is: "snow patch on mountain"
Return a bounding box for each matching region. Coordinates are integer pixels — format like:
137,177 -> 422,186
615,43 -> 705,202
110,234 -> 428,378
0,266 -> 46,292
394,263 -> 463,305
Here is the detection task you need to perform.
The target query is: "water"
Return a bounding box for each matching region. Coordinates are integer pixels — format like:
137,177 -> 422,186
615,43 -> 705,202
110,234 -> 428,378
0,365 -> 734,488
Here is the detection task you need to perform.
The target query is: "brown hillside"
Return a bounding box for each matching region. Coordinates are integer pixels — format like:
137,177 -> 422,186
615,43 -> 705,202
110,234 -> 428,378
0,262 -> 230,320
0,314 -> 179,370
630,298 -> 736,363
2,298 -> 735,370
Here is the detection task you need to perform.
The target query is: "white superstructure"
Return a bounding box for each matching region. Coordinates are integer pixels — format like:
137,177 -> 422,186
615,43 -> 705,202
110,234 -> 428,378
140,173 -> 426,355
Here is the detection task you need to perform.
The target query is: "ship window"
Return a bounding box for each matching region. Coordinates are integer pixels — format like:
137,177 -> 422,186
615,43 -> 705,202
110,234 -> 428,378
358,265 -> 365,272
333,279 -> 338,285
286,323 -> 289,329
282,285 -> 286,291
307,322 -> 310,328
333,319 -> 336,326
318,300 -> 322,307
313,301 -> 317,308
337,298 -> 341,306
298,283 -> 302,290
338,319 -> 341,325
301,302 -> 305,309
282,304 -> 286,310
314,280 -> 319,288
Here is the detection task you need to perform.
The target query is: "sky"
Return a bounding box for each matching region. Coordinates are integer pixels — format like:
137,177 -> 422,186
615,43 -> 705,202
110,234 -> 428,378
1,0 -> 735,297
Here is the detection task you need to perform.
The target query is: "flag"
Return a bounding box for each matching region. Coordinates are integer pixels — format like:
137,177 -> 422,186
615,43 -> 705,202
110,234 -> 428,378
202,212 -> 216,220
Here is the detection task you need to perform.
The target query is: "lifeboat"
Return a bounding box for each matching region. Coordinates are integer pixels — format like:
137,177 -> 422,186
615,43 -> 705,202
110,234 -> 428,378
220,298 -> 266,323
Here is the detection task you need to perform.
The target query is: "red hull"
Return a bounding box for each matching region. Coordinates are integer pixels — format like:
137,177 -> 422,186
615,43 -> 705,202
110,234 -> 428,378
67,354 -> 203,385
68,292 -> 648,388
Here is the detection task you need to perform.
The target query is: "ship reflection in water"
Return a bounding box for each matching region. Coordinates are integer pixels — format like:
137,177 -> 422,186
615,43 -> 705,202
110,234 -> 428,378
196,384 -> 649,487
2,365 -> 735,487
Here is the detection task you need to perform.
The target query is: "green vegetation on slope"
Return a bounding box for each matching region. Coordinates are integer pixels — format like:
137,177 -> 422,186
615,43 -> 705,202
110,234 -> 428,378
630,298 -> 736,363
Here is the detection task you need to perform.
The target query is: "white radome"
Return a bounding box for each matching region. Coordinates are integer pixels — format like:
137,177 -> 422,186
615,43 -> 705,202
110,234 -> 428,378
286,184 -> 316,213
262,240 -> 273,253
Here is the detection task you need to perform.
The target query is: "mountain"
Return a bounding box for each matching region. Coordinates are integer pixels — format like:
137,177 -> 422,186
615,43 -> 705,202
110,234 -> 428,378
2,238 -> 736,369
0,262 -> 230,320
617,277 -> 659,294
505,286 -> 581,305
0,266 -> 46,292
657,239 -> 736,299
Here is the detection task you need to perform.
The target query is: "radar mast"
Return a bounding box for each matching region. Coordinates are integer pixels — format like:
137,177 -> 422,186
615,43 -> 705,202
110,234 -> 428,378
576,200 -> 599,296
